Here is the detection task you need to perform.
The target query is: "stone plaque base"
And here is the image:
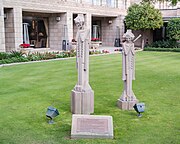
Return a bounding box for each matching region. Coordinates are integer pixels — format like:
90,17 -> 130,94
117,99 -> 137,110
71,114 -> 113,139
71,89 -> 94,114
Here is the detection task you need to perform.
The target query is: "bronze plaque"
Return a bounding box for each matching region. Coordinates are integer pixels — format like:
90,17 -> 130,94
76,118 -> 108,133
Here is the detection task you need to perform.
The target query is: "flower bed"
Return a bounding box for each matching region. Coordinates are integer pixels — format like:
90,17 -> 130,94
91,38 -> 100,41
0,49 -> 110,65
0,50 -> 76,64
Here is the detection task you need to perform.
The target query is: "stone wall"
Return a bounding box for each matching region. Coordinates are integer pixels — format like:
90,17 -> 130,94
101,17 -> 116,46
161,8 -> 180,18
132,30 -> 153,47
101,16 -> 124,46
49,13 -> 67,50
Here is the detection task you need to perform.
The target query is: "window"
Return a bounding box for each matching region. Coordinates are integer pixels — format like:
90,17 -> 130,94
106,0 -> 118,8
124,0 -> 127,9
85,0 -> 92,3
92,0 -> 102,6
92,20 -> 101,40
75,0 -> 82,3
23,18 -> 48,48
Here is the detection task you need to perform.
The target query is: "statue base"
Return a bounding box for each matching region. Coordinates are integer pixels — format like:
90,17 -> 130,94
71,88 -> 94,114
117,99 -> 138,110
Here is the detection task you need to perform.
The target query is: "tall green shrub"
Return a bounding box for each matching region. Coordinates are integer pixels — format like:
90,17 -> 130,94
167,18 -> 180,41
125,2 -> 163,30
125,2 -> 163,48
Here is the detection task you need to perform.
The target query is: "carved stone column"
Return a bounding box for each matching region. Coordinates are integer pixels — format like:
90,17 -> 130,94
117,30 -> 138,110
71,14 -> 94,114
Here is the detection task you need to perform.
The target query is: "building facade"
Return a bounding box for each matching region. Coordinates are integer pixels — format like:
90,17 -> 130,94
0,0 -> 179,52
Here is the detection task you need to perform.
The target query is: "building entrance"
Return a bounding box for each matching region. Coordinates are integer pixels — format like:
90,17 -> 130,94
23,17 -> 48,48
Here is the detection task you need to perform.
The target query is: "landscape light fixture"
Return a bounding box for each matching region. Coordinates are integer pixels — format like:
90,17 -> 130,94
46,106 -> 59,124
108,20 -> 113,24
56,16 -> 61,22
4,13 -> 7,19
133,103 -> 145,117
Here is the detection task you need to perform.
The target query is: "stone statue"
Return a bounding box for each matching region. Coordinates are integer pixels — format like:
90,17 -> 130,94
71,14 -> 94,114
117,30 -> 138,110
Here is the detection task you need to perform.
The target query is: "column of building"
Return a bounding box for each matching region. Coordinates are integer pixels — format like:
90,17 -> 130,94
117,0 -> 126,44
4,8 -> 15,51
113,16 -> 123,47
13,7 -> 23,50
66,11 -> 73,43
85,13 -> 92,39
49,12 -> 73,50
48,13 -> 65,50
0,3 -> 5,52
5,7 -> 23,52
119,15 -> 125,43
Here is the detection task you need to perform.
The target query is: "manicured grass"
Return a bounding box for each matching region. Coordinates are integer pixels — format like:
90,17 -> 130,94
0,51 -> 180,144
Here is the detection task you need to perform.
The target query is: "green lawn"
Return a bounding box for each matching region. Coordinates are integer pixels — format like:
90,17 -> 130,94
0,51 -> 180,144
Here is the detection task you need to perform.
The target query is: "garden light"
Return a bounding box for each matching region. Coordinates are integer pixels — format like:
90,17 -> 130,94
46,106 -> 59,124
133,103 -> 145,117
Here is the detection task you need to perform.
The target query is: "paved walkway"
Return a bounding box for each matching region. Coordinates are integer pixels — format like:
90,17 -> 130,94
93,46 -> 122,53
20,46 -> 123,54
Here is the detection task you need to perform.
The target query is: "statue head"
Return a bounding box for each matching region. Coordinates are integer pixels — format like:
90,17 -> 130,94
123,30 -> 135,43
74,14 -> 85,29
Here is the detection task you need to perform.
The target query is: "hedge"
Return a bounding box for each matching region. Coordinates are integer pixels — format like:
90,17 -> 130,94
144,47 -> 180,52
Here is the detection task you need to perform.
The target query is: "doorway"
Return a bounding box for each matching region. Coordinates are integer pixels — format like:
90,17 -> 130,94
92,20 -> 101,40
23,17 -> 48,48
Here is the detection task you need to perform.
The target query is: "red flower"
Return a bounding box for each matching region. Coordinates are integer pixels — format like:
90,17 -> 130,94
102,49 -> 109,53
20,43 -> 30,48
91,38 -> 100,41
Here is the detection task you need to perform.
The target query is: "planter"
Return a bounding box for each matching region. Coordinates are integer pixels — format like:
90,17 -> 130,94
91,41 -> 102,49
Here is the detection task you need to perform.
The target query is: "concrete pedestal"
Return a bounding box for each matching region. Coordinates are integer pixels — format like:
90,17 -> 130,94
71,89 -> 94,114
117,99 -> 137,110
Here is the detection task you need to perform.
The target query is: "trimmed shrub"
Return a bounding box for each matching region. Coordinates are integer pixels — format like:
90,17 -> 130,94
0,50 -> 77,64
0,52 -> 11,60
144,47 -> 180,52
0,57 -> 29,64
167,18 -> 180,41
146,40 -> 180,48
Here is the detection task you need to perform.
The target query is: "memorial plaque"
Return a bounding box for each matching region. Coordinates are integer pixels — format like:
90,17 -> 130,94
71,114 -> 113,139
